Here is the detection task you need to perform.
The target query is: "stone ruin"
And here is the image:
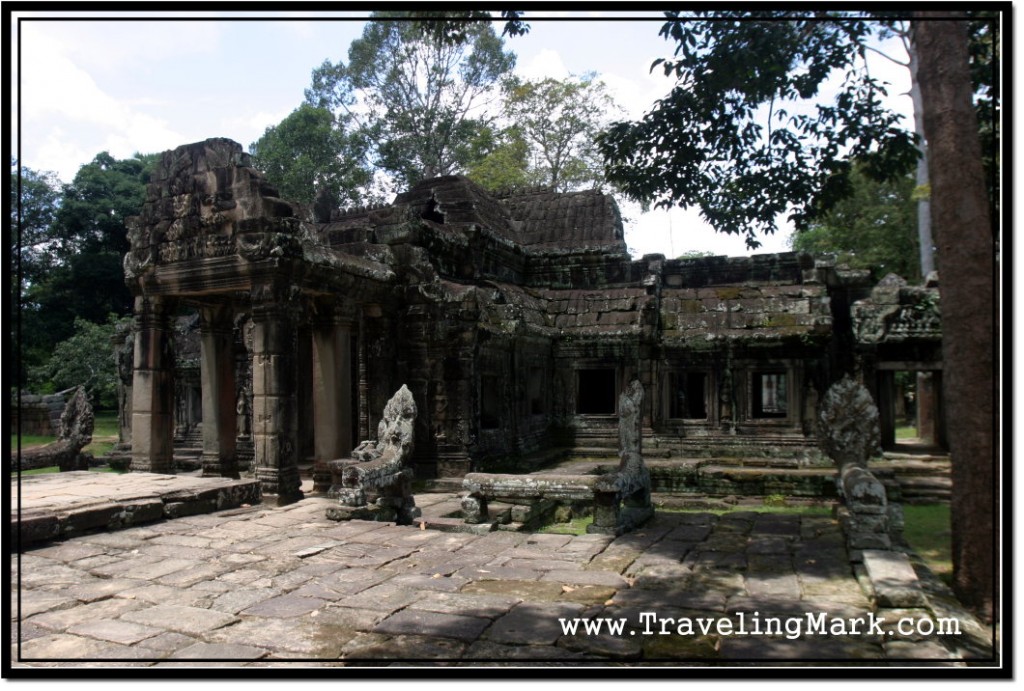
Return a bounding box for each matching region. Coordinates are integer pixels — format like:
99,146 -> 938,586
325,385 -> 421,525
461,380 -> 652,535
18,387 -> 94,472
818,375 -> 903,549
113,138 -> 945,511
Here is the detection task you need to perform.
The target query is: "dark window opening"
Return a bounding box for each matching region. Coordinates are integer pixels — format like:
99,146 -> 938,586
671,372 -> 708,419
528,368 -> 544,416
577,369 -> 616,415
752,372 -> 788,418
481,375 -> 501,429
422,198 -> 445,224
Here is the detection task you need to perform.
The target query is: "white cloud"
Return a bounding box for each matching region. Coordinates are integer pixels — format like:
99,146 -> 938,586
515,48 -> 570,81
18,31 -> 185,179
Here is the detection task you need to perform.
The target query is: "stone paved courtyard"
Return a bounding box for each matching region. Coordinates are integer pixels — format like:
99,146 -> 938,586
10,475 -> 995,669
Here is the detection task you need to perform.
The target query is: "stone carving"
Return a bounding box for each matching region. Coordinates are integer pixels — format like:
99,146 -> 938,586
326,385 -> 421,525
818,376 -> 900,549
818,375 -> 881,470
19,387 -> 94,472
462,380 -> 653,535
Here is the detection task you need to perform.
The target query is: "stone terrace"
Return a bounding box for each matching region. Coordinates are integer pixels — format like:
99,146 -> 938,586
10,489 -> 994,668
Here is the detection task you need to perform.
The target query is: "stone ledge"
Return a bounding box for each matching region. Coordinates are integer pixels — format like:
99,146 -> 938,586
861,549 -> 927,608
10,472 -> 261,549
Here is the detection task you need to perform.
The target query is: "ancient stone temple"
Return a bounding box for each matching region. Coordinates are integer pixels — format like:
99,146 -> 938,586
121,138 -> 943,503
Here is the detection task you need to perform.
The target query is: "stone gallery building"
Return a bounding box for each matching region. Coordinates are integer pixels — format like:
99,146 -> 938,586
120,139 -> 943,503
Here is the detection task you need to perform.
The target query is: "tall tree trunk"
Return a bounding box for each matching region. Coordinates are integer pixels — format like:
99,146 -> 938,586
907,41 -> 936,277
912,15 -> 997,622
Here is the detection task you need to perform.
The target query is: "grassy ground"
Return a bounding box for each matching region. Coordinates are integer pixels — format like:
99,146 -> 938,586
12,411 -> 120,475
895,425 -> 918,440
901,503 -> 953,585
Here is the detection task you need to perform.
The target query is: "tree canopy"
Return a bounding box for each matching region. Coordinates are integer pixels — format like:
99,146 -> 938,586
500,74 -> 620,192
598,12 -> 921,248
306,13 -> 516,189
249,103 -> 373,208
790,165 -> 920,280
14,152 -> 155,398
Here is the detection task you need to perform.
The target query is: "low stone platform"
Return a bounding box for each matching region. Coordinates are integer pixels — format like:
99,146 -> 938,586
11,472 -> 261,548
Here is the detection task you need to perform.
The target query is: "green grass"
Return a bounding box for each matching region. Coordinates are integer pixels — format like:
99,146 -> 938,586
12,434 -> 55,450
895,425 -> 918,440
538,500 -> 833,535
17,465 -> 61,476
13,411 -> 119,454
539,514 -> 594,535
901,503 -> 952,585
16,465 -> 125,476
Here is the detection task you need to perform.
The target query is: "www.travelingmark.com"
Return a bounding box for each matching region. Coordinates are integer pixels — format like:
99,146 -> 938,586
558,611 -> 962,640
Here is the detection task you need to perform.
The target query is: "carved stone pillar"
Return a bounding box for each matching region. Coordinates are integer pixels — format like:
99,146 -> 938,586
131,296 -> 175,474
311,313 -> 354,492
250,297 -> 302,505
199,305 -> 238,478
916,371 -> 937,445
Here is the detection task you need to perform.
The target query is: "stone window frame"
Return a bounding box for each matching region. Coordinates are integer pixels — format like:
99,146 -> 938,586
744,365 -> 794,422
664,369 -> 715,423
479,373 -> 503,430
574,366 -> 619,417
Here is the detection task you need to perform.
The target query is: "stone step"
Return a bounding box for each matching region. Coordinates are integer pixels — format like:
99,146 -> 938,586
13,472 -> 262,549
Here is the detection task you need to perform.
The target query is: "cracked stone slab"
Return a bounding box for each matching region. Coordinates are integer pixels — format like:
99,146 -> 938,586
374,608 -> 491,641
484,602 -> 586,646
169,642 -> 270,660
66,618 -> 164,645
861,550 -> 927,607
121,605 -> 239,635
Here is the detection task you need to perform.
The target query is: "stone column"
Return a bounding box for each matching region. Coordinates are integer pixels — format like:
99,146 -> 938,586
311,314 -> 354,492
250,298 -> 303,505
916,371 -> 937,445
131,296 -> 175,474
199,305 -> 238,478
877,370 -> 896,449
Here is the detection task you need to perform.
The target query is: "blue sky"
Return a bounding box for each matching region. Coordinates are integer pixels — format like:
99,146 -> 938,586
11,10 -> 916,259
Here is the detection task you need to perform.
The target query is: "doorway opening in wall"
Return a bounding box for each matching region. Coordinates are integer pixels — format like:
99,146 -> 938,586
577,369 -> 616,415
889,369 -> 946,452
670,372 -> 708,419
481,375 -> 501,429
752,371 -> 788,419
528,368 -> 545,416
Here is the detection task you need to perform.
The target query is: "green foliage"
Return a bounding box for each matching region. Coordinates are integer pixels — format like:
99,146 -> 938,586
35,316 -> 126,409
598,13 -> 920,248
17,152 -> 153,382
464,125 -> 533,192
901,503 -> 952,584
249,103 -> 373,208
500,74 -> 620,192
10,160 -> 62,292
306,13 -> 515,189
54,151 -> 157,258
790,165 -> 920,280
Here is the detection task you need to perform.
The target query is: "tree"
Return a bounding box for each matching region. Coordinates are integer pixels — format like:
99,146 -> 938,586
10,160 -> 62,293
597,13 -> 920,248
913,14 -> 996,622
501,74 -> 621,192
592,10 -> 999,621
54,151 -> 157,259
464,125 -> 533,192
306,13 -> 515,189
248,103 -> 373,208
18,151 -> 155,378
791,165 -> 920,280
36,316 -> 124,409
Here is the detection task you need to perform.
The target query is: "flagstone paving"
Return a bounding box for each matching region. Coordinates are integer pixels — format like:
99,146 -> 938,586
9,486 -> 996,669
